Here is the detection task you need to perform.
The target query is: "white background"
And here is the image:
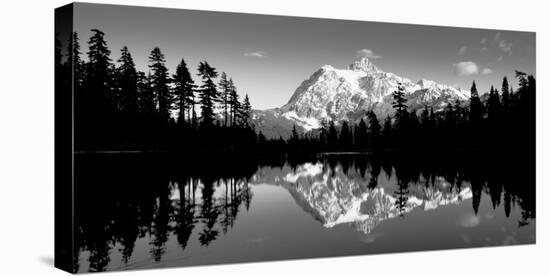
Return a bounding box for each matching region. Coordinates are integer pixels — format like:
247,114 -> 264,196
0,0 -> 548,275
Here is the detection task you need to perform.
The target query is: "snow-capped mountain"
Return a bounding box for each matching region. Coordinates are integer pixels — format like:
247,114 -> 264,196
253,58 -> 470,138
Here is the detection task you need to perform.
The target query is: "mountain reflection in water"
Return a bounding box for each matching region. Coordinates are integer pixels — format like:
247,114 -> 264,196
74,152 -> 535,273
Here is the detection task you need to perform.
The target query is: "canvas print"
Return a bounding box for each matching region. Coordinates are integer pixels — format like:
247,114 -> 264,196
55,2 -> 536,273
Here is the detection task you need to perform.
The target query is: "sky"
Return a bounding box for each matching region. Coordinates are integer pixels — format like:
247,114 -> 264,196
73,3 -> 536,110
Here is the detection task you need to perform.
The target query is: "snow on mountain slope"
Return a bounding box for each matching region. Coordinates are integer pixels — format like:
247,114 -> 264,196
253,57 -> 470,137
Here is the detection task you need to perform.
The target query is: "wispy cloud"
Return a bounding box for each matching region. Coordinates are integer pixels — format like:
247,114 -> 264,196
481,67 -> 493,75
453,61 -> 479,76
357,48 -> 382,59
498,40 -> 513,55
244,50 -> 267,58
498,56 -> 503,62
480,37 -> 487,44
457,46 -> 467,55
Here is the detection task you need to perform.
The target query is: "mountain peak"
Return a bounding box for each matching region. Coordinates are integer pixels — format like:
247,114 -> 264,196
348,57 -> 380,73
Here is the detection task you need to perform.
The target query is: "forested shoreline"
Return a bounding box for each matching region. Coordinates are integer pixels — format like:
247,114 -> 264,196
56,29 -> 535,155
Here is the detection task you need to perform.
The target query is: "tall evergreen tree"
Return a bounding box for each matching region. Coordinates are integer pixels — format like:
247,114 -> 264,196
392,83 -> 408,116
339,121 -> 352,148
290,124 -> 299,145
218,72 -> 231,127
228,78 -> 240,127
173,58 -> 195,124
392,83 -> 408,142
328,120 -> 338,148
67,31 -> 84,89
501,76 -> 511,113
382,115 -> 392,147
355,118 -> 368,147
86,29 -> 112,112
197,61 -> 219,128
148,47 -> 172,122
367,111 -> 381,147
117,46 -> 138,117
469,81 -> 483,127
487,85 -> 501,122
137,71 -> 156,116
240,94 -> 252,128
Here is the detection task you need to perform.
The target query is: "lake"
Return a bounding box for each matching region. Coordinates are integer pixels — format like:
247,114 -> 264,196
73,152 -> 535,273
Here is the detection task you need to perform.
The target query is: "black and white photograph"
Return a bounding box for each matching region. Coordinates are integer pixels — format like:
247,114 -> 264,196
52,2 -> 538,273
1,1 -> 548,276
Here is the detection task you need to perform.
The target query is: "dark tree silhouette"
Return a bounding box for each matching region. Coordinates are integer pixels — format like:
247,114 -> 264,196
218,72 -> 230,126
228,78 -> 240,127
197,61 -> 219,128
367,111 -> 381,148
173,58 -> 195,125
148,47 -> 172,123
339,120 -> 352,149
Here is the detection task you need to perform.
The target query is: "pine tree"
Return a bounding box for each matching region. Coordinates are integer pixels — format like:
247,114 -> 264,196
382,115 -> 392,148
356,118 -> 368,147
218,72 -> 230,126
367,111 -> 381,147
291,124 -> 299,145
392,83 -> 407,114
228,78 -> 240,127
501,76 -> 510,113
137,71 -> 156,116
328,120 -> 338,148
339,121 -> 352,148
240,94 -> 252,128
487,85 -> 501,122
67,31 -> 83,89
469,81 -> 483,127
117,46 -> 138,117
392,83 -> 408,140
197,61 -> 219,128
148,47 -> 172,122
408,110 -> 420,142
86,29 -> 112,112
173,58 -> 195,124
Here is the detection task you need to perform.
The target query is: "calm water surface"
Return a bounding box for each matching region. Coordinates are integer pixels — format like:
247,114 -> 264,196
74,153 -> 535,273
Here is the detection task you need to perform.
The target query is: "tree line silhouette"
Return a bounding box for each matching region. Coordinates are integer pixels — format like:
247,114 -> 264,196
56,29 -> 256,152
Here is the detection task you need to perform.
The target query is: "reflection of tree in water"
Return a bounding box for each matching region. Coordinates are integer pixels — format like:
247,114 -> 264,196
174,178 -> 197,251
74,154 -> 257,271
198,176 -> 220,246
149,183 -> 172,262
393,163 -> 410,217
74,151 -> 534,271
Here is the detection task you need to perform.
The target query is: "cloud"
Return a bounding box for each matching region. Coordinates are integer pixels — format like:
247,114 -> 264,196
498,40 -> 513,55
481,67 -> 493,75
457,46 -> 467,55
357,48 -> 382,59
244,50 -> 267,58
481,47 -> 488,51
480,37 -> 487,44
453,61 -> 479,76
498,55 -> 503,61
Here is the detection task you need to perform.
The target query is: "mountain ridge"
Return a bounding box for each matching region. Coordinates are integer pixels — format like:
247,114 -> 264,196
253,58 -> 470,138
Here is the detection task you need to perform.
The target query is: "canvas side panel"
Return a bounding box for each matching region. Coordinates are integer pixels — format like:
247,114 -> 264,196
55,3 -> 76,274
